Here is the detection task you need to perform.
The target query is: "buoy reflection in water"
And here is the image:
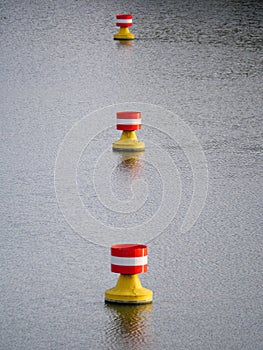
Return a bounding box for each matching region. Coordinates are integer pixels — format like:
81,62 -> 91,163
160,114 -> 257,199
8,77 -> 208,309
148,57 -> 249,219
104,303 -> 153,349
117,151 -> 144,178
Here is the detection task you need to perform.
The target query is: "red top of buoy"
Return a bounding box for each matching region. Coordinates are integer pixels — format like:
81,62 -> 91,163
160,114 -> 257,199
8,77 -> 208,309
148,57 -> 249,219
117,112 -> 141,119
116,111 -> 142,131
116,14 -> 133,27
112,244 -> 147,257
111,244 -> 148,274
116,14 -> 132,19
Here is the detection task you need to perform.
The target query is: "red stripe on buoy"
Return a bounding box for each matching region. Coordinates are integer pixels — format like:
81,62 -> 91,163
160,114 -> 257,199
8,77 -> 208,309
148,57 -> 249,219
116,14 -> 132,20
117,112 -> 141,119
117,124 -> 141,131
111,264 -> 148,274
111,244 -> 147,257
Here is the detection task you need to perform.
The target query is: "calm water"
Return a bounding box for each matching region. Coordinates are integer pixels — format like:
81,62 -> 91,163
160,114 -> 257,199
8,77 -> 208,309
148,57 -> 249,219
1,0 -> 262,349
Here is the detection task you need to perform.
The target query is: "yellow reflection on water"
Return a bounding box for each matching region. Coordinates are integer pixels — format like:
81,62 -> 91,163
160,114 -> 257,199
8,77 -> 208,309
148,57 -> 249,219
117,151 -> 144,178
116,39 -> 134,47
104,303 -> 153,348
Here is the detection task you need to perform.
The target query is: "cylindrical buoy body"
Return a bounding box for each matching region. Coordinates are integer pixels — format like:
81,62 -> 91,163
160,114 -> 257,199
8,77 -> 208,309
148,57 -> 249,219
114,14 -> 135,40
117,111 -> 142,131
116,14 -> 133,27
105,244 -> 153,304
111,244 -> 148,274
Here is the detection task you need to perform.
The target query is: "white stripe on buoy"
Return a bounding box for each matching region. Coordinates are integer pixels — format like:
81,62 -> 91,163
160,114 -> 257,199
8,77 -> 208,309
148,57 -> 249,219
111,256 -> 148,266
117,118 -> 142,125
116,19 -> 132,24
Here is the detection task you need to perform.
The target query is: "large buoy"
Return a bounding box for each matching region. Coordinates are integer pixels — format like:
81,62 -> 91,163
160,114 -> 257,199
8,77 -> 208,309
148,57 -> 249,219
114,14 -> 135,40
112,111 -> 145,152
105,244 -> 153,304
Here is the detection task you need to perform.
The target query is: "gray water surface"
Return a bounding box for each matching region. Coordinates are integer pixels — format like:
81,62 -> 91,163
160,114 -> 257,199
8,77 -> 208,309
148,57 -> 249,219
1,0 -> 262,349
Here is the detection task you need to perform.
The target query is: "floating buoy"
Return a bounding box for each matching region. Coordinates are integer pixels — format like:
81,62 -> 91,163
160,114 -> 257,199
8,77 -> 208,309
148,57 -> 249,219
105,244 -> 153,304
114,14 -> 135,40
112,111 -> 145,152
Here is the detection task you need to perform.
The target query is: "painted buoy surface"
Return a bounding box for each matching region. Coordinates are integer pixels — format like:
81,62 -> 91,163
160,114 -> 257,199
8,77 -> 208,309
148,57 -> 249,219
116,111 -> 142,131
111,244 -> 148,274
116,14 -> 133,27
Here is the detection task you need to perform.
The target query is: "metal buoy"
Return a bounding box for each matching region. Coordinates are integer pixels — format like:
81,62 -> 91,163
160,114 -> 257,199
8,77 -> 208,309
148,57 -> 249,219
105,244 -> 153,304
112,111 -> 145,152
114,14 -> 135,40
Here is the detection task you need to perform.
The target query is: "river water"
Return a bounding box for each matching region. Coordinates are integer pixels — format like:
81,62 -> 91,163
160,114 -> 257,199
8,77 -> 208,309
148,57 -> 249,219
1,0 -> 262,349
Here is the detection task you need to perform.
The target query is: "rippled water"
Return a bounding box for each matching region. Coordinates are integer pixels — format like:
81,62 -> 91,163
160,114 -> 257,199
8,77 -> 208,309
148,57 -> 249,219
1,0 -> 262,349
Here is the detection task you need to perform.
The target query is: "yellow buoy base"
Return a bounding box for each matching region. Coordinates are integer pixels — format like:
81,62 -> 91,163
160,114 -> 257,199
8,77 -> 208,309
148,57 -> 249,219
114,27 -> 135,40
105,274 -> 153,304
113,131 -> 145,152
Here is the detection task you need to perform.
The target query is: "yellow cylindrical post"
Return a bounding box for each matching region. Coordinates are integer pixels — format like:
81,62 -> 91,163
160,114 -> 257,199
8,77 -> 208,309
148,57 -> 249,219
105,274 -> 152,304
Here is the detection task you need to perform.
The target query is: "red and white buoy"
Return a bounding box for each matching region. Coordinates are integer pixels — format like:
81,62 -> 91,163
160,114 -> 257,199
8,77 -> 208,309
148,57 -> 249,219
105,244 -> 153,304
116,14 -> 133,27
116,111 -> 142,131
111,244 -> 148,274
114,14 -> 135,40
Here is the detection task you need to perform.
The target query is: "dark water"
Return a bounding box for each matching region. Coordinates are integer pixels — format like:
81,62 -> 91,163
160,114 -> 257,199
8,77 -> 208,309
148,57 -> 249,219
1,0 -> 262,349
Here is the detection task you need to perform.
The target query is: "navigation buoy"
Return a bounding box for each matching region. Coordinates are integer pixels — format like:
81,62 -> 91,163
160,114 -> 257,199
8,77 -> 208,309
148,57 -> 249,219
112,111 -> 145,152
105,244 -> 153,304
114,14 -> 135,40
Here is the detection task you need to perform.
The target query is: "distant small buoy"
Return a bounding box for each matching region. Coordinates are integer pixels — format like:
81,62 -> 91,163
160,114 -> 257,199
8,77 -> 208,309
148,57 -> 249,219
105,244 -> 153,304
112,111 -> 145,152
114,14 -> 135,40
